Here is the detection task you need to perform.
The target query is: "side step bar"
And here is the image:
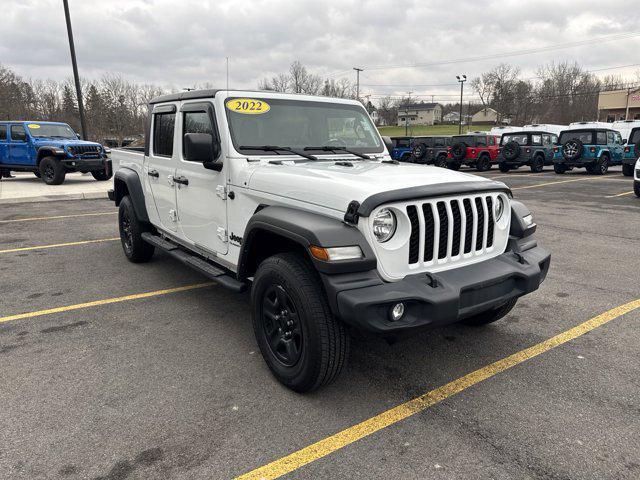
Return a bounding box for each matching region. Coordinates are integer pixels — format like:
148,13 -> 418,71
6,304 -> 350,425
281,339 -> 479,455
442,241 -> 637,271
141,232 -> 247,293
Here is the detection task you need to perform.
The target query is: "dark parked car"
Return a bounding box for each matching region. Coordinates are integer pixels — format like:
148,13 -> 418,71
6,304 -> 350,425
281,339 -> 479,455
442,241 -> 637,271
622,127 -> 640,176
447,132 -> 501,171
410,136 -> 452,166
497,131 -> 558,173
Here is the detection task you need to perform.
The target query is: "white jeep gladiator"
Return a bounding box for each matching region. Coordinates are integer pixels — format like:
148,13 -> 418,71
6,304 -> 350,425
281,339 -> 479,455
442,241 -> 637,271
109,89 -> 550,392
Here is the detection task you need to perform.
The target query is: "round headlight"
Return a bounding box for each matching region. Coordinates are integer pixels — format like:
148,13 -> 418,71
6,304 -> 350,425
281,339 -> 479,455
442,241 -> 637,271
67,146 -> 75,155
372,208 -> 396,243
494,197 -> 505,221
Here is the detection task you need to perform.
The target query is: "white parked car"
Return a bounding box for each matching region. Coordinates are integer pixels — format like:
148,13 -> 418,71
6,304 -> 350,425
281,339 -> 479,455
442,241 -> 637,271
523,124 -> 567,136
635,157 -> 640,197
109,89 -> 550,392
489,126 -> 522,135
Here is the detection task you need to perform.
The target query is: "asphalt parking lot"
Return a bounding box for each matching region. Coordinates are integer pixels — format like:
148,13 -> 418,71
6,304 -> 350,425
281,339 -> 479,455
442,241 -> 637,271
1,165 -> 639,480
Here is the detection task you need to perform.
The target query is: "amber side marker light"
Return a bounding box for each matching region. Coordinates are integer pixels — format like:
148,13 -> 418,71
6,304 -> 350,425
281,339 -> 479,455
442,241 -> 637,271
310,246 -> 363,262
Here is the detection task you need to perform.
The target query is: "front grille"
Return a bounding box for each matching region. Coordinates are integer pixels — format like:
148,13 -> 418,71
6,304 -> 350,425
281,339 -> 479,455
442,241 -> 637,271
406,194 -> 498,265
71,145 -> 101,155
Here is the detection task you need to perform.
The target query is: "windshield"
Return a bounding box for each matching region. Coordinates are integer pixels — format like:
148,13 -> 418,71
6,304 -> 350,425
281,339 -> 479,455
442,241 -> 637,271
502,134 -> 528,145
559,131 -> 593,144
225,98 -> 383,155
630,129 -> 640,144
27,123 -> 77,139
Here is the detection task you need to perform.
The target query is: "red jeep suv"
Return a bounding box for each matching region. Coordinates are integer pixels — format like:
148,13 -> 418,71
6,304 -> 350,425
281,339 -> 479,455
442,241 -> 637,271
447,132 -> 501,171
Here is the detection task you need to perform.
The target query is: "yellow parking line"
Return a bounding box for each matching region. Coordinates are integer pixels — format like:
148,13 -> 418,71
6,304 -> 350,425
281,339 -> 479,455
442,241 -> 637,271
0,282 -> 215,325
605,190 -> 635,198
511,177 -> 596,190
0,212 -> 116,224
235,298 -> 640,480
0,237 -> 119,254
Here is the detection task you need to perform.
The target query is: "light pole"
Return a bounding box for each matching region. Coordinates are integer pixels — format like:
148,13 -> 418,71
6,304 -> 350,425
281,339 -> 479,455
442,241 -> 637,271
353,67 -> 363,100
62,0 -> 87,140
456,75 -> 466,134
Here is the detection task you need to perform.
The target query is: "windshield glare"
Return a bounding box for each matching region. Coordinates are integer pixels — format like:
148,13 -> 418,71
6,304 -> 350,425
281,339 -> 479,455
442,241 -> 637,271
226,98 -> 383,154
27,123 -> 77,139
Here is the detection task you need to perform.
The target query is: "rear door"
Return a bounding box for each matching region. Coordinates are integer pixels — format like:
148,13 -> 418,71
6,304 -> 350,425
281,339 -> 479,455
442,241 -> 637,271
9,124 -> 30,165
175,101 -> 228,255
0,124 -> 7,164
146,104 -> 178,232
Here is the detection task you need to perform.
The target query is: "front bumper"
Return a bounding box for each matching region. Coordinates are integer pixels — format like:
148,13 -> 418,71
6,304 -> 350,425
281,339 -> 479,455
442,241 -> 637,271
324,245 -> 550,335
62,157 -> 111,172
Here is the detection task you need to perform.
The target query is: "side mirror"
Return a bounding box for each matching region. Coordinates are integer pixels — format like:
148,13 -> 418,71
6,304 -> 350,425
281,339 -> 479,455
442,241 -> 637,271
184,133 -> 222,171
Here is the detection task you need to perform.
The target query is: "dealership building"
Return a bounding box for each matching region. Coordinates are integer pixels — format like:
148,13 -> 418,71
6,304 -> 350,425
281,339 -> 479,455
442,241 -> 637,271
598,87 -> 640,122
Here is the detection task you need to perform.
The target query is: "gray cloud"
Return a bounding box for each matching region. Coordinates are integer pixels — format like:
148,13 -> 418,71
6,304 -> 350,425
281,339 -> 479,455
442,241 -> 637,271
2,0 -> 640,102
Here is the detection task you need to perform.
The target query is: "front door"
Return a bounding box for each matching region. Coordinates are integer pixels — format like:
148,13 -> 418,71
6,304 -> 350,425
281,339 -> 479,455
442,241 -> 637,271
175,102 -> 228,255
146,105 -> 178,232
9,125 -> 30,165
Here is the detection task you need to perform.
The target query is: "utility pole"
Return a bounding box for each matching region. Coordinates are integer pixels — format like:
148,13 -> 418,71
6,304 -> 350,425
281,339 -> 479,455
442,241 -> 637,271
456,75 -> 466,134
404,91 -> 413,136
62,0 -> 87,140
353,67 -> 363,100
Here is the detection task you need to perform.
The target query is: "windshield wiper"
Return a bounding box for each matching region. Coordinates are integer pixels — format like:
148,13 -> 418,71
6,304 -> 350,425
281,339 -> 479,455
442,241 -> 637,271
239,145 -> 318,161
303,146 -> 371,160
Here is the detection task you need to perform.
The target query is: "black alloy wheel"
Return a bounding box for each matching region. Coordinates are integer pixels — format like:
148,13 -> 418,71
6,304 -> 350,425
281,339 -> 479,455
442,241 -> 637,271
261,284 -> 303,367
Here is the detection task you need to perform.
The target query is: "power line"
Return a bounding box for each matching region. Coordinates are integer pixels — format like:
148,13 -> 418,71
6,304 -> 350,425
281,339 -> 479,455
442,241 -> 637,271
326,31 -> 640,78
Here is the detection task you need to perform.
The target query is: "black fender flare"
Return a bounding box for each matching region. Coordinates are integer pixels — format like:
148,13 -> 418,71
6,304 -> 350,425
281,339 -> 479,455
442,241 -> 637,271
238,205 -> 376,279
113,168 -> 150,223
36,146 -> 66,164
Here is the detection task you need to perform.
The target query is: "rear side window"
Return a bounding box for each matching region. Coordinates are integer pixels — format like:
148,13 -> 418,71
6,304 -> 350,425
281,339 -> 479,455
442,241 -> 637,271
0,125 -> 6,140
11,125 -> 27,141
434,137 -> 446,147
476,136 -> 487,147
153,113 -> 175,156
542,134 -> 552,146
531,135 -> 542,145
596,131 -> 607,145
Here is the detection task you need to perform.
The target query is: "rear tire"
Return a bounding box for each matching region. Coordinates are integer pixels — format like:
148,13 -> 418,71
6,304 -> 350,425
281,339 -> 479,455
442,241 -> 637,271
499,163 -> 510,173
118,195 -> 155,263
592,155 -> 609,175
530,155 -> 544,173
252,252 -> 349,393
91,169 -> 112,181
553,163 -> 567,174
622,164 -> 634,177
448,161 -> 461,171
39,156 -> 66,185
435,154 -> 448,168
460,298 -> 518,326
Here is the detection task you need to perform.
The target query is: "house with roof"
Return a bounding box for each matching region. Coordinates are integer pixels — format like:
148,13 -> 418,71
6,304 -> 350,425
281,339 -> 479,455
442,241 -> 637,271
397,102 -> 442,126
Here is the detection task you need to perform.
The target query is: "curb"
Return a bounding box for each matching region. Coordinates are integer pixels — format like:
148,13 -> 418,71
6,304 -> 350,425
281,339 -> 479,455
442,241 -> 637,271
0,191 -> 108,205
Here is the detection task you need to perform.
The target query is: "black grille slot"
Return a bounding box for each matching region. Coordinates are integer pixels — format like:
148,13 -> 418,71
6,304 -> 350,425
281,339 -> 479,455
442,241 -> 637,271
463,199 -> 473,254
422,204 -> 435,262
73,145 -> 100,155
407,205 -> 420,264
486,196 -> 495,248
436,202 -> 448,259
475,197 -> 485,251
451,200 -> 462,257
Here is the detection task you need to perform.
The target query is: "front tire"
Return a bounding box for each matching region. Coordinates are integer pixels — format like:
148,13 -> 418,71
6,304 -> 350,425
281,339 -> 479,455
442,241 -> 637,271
499,163 -> 510,173
460,298 -> 518,326
435,154 -> 448,168
91,169 -> 113,181
476,154 -> 491,172
592,155 -> 609,175
118,195 -> 155,263
39,156 -> 66,185
622,164 -> 634,177
448,161 -> 461,171
252,252 -> 349,393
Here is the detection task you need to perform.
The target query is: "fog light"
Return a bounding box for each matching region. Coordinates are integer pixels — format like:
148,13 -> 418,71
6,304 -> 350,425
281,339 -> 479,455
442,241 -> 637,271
390,302 -> 405,321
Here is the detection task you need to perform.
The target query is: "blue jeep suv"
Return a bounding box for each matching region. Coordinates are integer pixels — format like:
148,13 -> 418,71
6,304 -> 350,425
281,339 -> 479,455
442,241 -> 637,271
0,121 -> 111,185
553,128 -> 624,175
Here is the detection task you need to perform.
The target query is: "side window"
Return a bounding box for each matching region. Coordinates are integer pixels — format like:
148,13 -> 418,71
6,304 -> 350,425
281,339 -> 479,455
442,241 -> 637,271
183,111 -> 214,160
434,137 -> 445,147
488,136 -> 496,146
531,135 -> 542,145
614,132 -> 622,144
542,134 -> 551,146
153,113 -> 175,157
596,131 -> 607,145
0,125 -> 6,141
551,135 -> 558,145
606,131 -> 615,145
10,125 -> 27,142
476,136 -> 487,147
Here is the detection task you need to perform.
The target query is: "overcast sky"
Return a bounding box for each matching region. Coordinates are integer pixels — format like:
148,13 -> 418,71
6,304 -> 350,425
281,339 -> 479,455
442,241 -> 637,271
3,0 -> 640,103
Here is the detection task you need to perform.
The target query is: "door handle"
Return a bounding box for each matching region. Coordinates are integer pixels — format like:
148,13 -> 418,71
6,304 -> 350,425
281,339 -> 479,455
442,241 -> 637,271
147,169 -> 159,178
173,176 -> 189,186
